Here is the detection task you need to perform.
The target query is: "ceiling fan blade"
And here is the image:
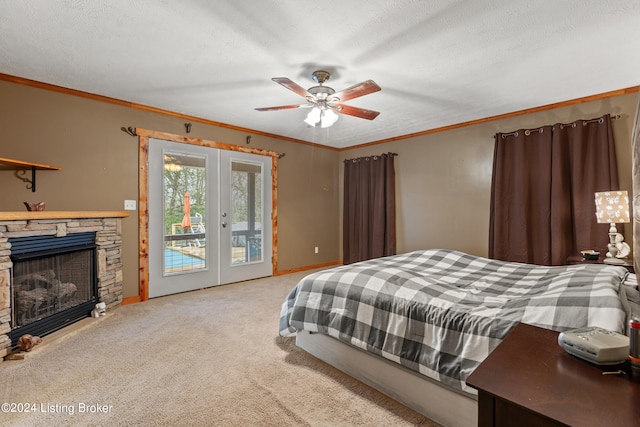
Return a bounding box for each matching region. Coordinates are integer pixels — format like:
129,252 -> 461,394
331,80 -> 381,103
272,77 -> 313,98
255,104 -> 303,111
336,104 -> 380,120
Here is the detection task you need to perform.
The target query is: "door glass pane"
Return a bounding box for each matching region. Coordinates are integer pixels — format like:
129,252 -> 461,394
163,152 -> 207,275
231,161 -> 262,264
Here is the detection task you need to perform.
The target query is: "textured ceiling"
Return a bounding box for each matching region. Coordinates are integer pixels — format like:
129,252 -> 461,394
1,1 -> 639,149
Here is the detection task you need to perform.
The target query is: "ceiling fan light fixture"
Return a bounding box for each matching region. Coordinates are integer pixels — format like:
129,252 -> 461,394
304,106 -> 339,128
304,107 -> 321,126
257,70 -> 380,126
320,108 -> 339,128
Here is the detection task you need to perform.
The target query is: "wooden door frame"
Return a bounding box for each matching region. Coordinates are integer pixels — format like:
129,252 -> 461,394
135,129 -> 279,301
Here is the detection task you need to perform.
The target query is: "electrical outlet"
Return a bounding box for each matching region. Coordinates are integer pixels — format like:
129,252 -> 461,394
124,200 -> 137,210
315,246 -> 319,254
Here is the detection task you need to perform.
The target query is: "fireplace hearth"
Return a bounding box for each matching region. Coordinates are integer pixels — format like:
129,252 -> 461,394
10,232 -> 97,344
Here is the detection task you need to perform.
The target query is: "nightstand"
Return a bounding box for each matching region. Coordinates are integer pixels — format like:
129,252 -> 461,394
566,255 -> 634,274
466,323 -> 640,427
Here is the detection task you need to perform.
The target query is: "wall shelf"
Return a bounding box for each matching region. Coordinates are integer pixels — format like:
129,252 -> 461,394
0,157 -> 62,192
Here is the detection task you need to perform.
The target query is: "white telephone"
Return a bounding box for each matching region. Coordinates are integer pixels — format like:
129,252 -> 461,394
558,327 -> 629,365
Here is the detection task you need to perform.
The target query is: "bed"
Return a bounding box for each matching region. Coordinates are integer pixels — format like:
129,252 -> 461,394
279,249 -> 638,427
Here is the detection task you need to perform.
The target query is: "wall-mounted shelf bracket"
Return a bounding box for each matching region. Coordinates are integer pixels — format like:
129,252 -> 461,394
0,157 -> 62,192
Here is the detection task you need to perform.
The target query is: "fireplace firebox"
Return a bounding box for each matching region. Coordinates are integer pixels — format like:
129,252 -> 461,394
9,232 -> 98,347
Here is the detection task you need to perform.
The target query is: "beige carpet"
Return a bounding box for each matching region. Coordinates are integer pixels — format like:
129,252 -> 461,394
0,271 -> 440,426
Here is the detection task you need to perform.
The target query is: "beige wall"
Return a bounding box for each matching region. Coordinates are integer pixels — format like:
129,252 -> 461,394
1,79 -> 635,300
0,80 -> 340,298
340,92 -> 637,259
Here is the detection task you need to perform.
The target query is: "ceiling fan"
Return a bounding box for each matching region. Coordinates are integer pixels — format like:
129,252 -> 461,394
255,70 -> 381,127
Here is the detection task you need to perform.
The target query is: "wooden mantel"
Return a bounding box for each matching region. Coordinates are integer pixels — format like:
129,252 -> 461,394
0,211 -> 130,221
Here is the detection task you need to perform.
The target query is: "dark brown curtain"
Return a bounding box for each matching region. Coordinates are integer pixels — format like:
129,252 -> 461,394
489,126 -> 554,265
343,153 -> 396,264
489,115 -> 619,265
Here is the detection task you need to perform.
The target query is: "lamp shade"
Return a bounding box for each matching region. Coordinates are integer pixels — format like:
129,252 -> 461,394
320,109 -> 339,128
594,191 -> 630,224
304,107 -> 321,126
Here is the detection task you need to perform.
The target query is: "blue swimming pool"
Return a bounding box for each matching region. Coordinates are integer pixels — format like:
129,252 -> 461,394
164,248 -> 205,270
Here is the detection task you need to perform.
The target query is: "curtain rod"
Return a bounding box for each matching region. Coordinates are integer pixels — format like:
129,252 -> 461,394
344,152 -> 397,163
493,114 -> 621,138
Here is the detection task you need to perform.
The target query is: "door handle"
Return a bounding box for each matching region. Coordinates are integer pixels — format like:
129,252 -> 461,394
221,222 -> 227,228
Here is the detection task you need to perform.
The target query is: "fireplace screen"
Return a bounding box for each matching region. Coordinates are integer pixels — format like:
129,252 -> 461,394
9,232 -> 97,343
13,249 -> 95,328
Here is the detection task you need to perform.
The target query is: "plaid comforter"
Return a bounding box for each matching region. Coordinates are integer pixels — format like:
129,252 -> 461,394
279,249 -> 630,394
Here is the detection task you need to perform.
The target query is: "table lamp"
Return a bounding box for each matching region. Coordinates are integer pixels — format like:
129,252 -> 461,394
594,190 -> 631,264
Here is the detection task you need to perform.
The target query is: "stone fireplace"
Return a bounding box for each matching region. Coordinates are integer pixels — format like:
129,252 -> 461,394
0,212 -> 128,358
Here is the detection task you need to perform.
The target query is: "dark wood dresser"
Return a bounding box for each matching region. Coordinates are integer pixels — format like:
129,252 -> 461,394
466,323 -> 640,427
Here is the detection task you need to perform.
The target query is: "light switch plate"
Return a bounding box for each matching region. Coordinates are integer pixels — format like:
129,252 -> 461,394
124,200 -> 137,210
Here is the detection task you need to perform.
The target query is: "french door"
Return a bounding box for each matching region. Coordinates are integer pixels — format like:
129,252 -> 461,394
219,149 -> 272,284
148,139 -> 272,298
